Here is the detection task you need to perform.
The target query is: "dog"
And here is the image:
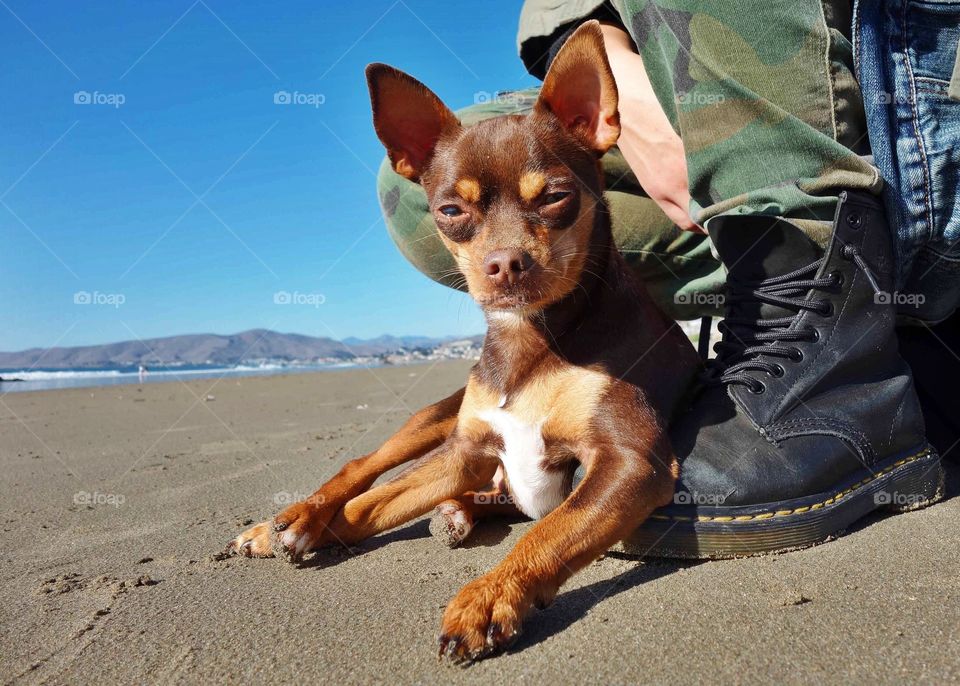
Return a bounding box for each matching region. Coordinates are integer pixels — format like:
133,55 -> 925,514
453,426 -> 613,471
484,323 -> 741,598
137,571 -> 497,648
228,20 -> 699,663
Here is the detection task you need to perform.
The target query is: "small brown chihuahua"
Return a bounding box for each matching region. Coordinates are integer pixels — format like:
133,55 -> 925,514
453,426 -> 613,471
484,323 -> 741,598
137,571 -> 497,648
229,21 -> 699,663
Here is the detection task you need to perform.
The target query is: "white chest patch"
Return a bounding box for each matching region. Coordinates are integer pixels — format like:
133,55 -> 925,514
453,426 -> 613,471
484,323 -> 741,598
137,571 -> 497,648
477,407 -> 567,519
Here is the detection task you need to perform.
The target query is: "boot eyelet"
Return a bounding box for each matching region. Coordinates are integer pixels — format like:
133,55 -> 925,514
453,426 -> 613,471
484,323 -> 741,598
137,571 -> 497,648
817,301 -> 834,317
846,212 -> 863,229
809,328 -> 821,343
830,270 -> 844,288
749,381 -> 766,394
788,348 -> 804,362
841,245 -> 856,260
768,364 -> 785,378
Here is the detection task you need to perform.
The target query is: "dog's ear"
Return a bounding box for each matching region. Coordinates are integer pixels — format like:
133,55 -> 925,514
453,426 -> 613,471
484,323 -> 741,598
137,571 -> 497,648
535,20 -> 620,154
366,63 -> 460,181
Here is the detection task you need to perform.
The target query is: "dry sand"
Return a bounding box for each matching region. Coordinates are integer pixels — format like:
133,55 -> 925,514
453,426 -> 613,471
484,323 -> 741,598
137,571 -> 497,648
1,360 -> 957,684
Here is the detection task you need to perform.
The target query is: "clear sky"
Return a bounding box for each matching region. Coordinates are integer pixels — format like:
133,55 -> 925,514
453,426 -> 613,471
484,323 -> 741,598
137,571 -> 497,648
0,0 -> 537,352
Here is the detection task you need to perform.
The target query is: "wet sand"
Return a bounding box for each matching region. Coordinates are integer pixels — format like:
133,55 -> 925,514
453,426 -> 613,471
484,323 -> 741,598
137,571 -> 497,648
1,360 -> 957,684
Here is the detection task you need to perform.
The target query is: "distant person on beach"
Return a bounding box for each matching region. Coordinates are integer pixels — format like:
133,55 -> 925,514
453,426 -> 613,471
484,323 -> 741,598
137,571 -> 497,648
138,364 -> 147,386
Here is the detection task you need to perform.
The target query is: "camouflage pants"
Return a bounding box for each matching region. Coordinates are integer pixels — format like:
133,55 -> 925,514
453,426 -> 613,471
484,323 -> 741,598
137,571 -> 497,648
377,1 -> 878,319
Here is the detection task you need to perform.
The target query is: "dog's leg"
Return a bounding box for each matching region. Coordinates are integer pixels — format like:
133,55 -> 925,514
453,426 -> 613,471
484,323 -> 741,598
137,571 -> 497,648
438,442 -> 677,662
301,438 -> 499,556
227,387 -> 464,557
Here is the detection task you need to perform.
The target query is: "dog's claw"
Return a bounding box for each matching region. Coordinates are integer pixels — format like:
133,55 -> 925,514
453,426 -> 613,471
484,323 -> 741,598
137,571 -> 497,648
485,622 -> 502,647
438,633 -> 493,666
267,499 -> 337,563
225,539 -> 252,558
438,635 -> 460,661
439,573 -> 526,662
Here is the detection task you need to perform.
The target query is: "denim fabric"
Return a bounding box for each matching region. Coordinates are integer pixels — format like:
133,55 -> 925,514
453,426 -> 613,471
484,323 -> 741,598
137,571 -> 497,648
854,0 -> 960,322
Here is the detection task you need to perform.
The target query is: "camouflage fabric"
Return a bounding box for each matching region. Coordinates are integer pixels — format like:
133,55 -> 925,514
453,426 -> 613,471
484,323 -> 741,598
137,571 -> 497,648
379,0 -> 879,318
376,88 -> 726,320
608,0 -> 881,236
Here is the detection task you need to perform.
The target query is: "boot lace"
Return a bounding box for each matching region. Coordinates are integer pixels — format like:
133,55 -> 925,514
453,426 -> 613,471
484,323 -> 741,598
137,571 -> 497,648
702,244 -> 881,394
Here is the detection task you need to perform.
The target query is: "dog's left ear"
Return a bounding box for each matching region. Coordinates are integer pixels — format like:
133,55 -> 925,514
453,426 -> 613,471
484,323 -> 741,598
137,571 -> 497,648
535,20 -> 620,154
366,63 -> 460,181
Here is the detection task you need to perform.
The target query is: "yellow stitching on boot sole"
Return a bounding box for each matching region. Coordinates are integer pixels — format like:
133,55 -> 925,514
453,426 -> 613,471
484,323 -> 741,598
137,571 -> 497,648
660,448 -> 932,523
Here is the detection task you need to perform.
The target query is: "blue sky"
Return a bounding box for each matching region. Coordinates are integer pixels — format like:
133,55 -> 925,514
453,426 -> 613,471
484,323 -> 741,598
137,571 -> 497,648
0,0 -> 537,352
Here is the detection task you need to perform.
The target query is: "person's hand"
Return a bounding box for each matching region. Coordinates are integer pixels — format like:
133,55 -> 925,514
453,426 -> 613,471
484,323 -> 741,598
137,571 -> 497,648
599,23 -> 704,233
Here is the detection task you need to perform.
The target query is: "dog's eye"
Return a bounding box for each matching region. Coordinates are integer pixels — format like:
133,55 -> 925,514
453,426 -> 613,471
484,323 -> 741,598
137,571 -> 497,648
438,205 -> 464,218
542,191 -> 570,205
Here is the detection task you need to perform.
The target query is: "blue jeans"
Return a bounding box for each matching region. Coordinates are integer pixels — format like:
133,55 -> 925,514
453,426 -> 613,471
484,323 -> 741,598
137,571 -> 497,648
854,0 -> 960,322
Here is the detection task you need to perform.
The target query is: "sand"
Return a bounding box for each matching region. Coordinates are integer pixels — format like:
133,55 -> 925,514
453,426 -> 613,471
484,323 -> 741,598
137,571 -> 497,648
1,360 -> 957,684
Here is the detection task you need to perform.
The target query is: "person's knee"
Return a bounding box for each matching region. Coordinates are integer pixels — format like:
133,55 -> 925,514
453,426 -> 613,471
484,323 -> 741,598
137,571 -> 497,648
377,157 -> 459,289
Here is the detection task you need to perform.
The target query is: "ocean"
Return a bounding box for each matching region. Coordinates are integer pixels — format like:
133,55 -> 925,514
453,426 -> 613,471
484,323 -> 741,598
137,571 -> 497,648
0,362 -> 366,394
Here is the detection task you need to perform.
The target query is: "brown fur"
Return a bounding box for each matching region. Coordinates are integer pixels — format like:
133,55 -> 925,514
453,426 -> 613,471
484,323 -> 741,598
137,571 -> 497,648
228,21 -> 700,663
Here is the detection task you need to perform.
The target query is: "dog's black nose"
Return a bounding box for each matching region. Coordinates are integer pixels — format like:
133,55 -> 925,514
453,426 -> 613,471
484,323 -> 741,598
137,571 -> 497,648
483,249 -> 533,286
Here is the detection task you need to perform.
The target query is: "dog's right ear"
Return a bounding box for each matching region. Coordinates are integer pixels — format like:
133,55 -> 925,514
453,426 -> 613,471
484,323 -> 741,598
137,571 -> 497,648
535,20 -> 620,154
366,64 -> 460,182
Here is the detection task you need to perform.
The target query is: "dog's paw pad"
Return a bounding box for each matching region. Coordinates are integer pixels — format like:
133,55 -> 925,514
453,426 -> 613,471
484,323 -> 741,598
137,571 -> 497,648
429,502 -> 473,548
226,520 -> 274,558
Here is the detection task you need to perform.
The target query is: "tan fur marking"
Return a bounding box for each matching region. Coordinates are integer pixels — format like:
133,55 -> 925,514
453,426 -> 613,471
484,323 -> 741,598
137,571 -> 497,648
458,379 -> 503,441
455,177 -> 481,204
394,157 -> 417,179
540,367 -> 610,440
461,366 -> 610,444
519,171 -> 547,201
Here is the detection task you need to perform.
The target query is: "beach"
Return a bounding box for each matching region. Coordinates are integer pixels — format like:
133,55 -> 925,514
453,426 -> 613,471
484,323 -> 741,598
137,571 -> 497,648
1,360 -> 957,684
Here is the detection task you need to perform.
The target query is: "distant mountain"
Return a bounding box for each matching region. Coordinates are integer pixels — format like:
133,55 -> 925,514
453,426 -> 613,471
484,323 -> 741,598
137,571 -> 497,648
0,329 -> 479,370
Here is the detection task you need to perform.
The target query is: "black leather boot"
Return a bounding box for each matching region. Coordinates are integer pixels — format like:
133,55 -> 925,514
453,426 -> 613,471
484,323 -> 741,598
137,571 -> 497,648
898,312 -> 960,461
625,191 -> 943,558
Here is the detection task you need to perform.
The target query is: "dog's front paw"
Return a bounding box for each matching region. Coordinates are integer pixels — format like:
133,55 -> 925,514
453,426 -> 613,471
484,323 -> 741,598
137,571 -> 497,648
270,498 -> 333,563
438,572 -> 528,664
226,520 -> 274,558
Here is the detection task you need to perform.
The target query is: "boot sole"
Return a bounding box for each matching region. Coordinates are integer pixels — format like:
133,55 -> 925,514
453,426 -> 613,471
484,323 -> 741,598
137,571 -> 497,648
618,445 -> 944,559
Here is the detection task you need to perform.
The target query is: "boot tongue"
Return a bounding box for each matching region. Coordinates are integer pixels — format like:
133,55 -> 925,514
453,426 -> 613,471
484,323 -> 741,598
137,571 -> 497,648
707,216 -> 826,347
708,216 -> 823,281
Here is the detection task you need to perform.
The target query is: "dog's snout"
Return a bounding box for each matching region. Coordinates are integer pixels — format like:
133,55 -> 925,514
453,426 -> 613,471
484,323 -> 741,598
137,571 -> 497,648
483,249 -> 533,286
